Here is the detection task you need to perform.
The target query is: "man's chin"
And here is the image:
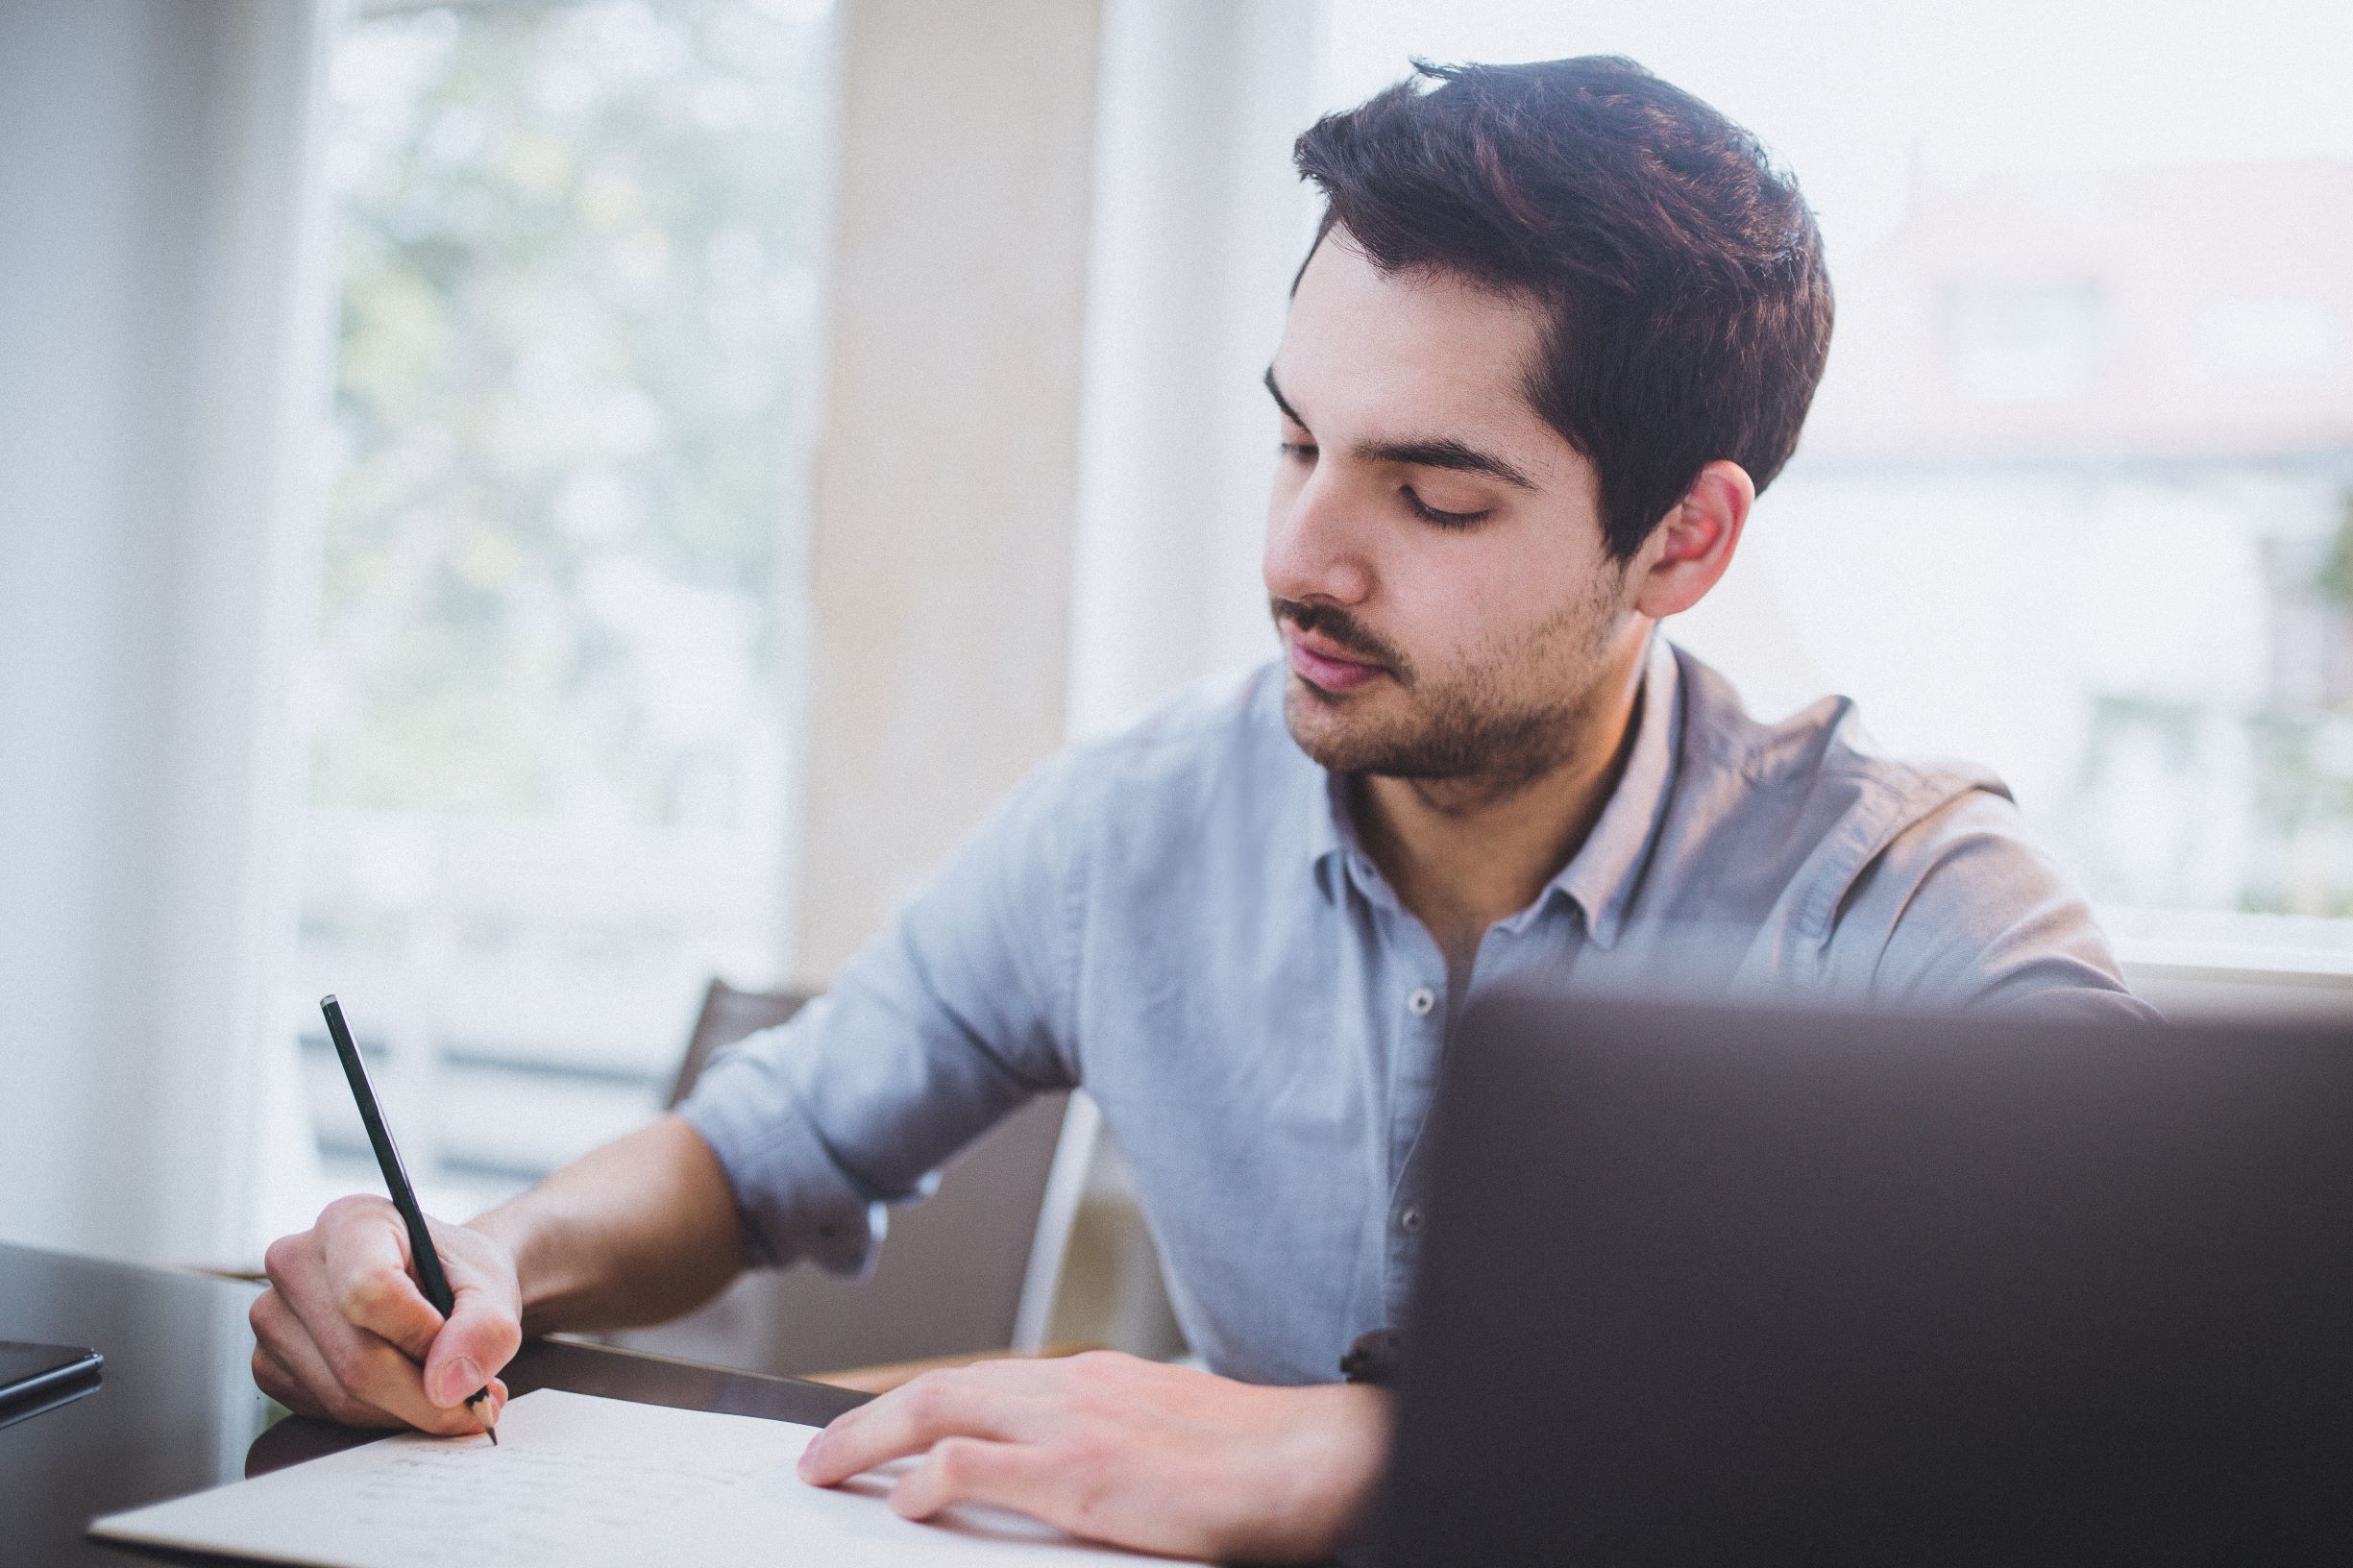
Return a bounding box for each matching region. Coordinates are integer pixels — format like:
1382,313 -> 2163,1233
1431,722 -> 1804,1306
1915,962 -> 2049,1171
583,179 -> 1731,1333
1282,678 -> 1568,786
1282,678 -> 1397,772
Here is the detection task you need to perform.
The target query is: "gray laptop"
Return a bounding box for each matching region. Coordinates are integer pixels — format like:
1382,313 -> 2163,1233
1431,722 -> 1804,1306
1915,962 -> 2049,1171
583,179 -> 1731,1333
1379,995 -> 2353,1564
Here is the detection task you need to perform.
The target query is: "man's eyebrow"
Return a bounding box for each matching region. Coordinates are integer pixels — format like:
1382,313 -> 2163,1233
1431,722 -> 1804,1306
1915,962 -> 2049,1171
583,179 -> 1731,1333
1262,367 -> 1308,430
1355,436 -> 1537,491
1264,365 -> 1538,490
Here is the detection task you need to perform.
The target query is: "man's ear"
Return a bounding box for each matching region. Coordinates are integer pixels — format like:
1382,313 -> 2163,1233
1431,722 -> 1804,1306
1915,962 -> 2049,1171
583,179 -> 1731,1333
1629,459 -> 1754,621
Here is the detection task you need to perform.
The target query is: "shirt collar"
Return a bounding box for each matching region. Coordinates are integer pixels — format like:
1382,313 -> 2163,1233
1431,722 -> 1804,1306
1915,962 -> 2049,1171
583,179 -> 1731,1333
1301,758 -> 1354,901
1301,632 -> 1682,948
1545,633 -> 1680,949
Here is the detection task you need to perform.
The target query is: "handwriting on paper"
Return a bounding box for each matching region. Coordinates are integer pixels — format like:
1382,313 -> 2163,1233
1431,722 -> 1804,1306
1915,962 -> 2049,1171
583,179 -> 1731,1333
92,1387 -> 1178,1567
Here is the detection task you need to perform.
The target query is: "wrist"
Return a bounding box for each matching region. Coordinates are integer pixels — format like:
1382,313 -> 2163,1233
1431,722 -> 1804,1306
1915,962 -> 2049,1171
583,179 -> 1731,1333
1311,1384 -> 1393,1546
459,1208 -> 546,1328
1250,1383 -> 1393,1562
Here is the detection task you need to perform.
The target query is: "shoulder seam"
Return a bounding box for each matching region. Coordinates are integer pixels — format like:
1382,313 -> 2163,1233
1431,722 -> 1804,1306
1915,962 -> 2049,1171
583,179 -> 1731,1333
1795,772 -> 2000,947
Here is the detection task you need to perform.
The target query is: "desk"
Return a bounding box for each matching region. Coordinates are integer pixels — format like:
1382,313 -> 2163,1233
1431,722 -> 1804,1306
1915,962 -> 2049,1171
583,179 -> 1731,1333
0,1241 -> 871,1564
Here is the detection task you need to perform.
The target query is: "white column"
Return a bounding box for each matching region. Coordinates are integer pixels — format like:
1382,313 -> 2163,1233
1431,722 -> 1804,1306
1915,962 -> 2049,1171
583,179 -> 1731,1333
0,0 -> 338,1263
791,0 -> 1106,983
1066,0 -> 1329,739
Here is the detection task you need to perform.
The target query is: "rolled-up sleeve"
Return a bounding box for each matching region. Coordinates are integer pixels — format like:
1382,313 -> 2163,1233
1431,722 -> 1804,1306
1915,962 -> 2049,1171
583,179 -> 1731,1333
678,751 -> 1089,1274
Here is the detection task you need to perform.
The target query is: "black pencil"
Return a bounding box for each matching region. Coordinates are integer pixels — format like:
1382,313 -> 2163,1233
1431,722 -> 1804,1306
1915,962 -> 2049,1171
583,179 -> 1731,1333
320,993 -> 499,1444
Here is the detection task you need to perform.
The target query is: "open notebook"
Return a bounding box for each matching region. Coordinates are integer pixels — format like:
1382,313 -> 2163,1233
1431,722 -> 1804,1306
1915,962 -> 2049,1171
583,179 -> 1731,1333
91,1388 -> 1189,1567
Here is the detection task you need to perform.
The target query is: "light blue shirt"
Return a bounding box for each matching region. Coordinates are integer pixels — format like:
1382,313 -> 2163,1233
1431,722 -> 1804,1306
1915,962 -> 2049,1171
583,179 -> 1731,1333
682,637 -> 2149,1385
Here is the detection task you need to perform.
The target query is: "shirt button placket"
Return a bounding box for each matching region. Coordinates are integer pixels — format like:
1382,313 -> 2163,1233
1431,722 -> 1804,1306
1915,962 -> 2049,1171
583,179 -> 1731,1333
1387,981 -> 1441,1319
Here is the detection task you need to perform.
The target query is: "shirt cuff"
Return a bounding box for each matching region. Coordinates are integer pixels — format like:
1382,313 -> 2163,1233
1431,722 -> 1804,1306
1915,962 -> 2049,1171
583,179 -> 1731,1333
677,1045 -> 889,1277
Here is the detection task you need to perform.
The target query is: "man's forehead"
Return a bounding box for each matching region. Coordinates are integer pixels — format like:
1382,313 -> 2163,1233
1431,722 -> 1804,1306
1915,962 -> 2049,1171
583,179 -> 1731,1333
1277,234 -> 1558,450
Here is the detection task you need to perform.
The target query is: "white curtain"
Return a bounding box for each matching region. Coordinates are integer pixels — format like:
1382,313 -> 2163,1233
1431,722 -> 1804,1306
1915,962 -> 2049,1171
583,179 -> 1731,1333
0,0 -> 340,1265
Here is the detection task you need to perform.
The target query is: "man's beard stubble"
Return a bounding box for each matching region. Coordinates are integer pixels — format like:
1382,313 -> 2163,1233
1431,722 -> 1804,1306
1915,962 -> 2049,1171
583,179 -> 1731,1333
1272,576 -> 1627,796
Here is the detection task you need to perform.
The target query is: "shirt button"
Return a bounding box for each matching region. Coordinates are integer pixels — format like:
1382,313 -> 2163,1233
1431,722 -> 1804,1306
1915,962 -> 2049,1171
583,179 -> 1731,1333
1407,986 -> 1436,1017
1399,1206 -> 1424,1235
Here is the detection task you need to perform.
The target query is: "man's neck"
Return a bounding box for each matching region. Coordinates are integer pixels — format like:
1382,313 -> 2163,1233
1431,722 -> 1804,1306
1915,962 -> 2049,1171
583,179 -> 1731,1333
1351,638 -> 1651,983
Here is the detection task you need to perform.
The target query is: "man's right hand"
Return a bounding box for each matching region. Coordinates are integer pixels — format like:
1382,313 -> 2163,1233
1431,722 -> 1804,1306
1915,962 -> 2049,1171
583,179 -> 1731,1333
250,1194 -> 522,1435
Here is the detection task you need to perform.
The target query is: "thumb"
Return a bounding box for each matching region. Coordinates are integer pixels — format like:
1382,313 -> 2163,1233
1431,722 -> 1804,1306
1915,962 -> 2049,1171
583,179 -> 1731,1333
422,1279 -> 522,1409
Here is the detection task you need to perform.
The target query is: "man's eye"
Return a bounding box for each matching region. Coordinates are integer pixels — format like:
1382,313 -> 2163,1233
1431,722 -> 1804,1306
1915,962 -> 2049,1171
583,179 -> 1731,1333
1279,440 -> 1317,462
1402,486 -> 1489,528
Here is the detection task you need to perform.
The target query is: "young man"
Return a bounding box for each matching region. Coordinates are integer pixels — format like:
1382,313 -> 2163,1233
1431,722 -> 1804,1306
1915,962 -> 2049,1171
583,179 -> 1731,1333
251,58 -> 2147,1561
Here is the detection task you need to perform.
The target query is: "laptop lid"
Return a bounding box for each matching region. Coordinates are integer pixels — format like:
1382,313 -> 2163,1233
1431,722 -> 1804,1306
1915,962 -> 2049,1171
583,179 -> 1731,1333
1378,995 -> 2353,1564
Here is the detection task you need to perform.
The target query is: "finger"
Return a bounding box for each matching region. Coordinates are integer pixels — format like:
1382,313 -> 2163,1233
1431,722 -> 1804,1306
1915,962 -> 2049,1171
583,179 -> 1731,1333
887,1436 -> 1074,1528
265,1244 -> 485,1436
251,1335 -> 431,1433
253,1340 -> 320,1417
797,1371 -> 1025,1485
249,1287 -> 402,1429
316,1200 -> 446,1361
421,1271 -> 523,1409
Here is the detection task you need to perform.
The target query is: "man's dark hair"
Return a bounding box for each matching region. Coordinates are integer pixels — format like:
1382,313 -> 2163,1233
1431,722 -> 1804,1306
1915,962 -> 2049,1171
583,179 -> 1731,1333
1293,57 -> 1833,562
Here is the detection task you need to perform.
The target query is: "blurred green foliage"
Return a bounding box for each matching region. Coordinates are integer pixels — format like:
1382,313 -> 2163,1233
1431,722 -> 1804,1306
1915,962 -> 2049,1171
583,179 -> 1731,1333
2317,490 -> 2353,615
313,0 -> 826,823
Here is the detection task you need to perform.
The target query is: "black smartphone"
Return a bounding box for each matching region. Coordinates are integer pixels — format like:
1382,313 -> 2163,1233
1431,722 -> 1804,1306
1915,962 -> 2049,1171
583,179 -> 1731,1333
0,1340 -> 104,1408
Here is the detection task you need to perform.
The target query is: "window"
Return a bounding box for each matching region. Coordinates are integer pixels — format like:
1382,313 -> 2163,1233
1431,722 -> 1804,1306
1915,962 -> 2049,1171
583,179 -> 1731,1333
1326,0 -> 2353,968
286,0 -> 832,1224
1944,282 -> 2102,404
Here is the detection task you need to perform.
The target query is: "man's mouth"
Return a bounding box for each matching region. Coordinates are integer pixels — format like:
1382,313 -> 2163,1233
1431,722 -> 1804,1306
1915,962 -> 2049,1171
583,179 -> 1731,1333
1283,625 -> 1388,693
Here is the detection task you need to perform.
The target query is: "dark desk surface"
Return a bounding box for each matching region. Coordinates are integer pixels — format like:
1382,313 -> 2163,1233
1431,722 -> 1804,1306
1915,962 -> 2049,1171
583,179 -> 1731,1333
0,1240 -> 870,1565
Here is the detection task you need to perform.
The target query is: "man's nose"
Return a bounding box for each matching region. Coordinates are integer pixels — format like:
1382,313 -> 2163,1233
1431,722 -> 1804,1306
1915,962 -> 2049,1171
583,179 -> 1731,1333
1263,469 -> 1373,608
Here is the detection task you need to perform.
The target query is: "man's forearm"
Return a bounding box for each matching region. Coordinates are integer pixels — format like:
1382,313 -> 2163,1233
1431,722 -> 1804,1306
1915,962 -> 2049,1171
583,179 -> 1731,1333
466,1114 -> 748,1336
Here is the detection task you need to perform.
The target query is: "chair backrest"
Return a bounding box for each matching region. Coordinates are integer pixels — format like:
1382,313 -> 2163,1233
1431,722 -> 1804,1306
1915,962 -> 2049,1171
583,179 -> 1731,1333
665,978 -> 813,1111
616,978 -> 1089,1377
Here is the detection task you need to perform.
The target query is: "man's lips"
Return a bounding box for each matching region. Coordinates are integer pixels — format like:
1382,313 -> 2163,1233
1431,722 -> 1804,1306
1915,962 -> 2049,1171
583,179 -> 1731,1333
1283,626 -> 1388,693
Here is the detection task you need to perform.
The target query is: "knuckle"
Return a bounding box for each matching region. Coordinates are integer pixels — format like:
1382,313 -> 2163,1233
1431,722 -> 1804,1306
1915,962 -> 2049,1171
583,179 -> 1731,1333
320,1193 -> 381,1227
250,1289 -> 299,1349
899,1371 -> 951,1420
1061,1355 -> 1125,1403
931,1437 -> 985,1485
262,1234 -> 306,1285
338,1267 -> 406,1324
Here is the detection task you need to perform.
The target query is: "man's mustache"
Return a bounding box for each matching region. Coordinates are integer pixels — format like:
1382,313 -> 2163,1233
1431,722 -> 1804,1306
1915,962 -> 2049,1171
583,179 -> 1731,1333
1270,599 -> 1412,684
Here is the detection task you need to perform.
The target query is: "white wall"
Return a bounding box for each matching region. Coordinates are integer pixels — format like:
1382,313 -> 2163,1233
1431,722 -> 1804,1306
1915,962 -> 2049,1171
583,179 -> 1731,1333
0,0 -> 336,1263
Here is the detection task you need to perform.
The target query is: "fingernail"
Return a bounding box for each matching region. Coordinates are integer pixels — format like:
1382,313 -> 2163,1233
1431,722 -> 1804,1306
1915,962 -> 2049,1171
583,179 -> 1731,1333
440,1357 -> 482,1406
797,1437 -> 825,1480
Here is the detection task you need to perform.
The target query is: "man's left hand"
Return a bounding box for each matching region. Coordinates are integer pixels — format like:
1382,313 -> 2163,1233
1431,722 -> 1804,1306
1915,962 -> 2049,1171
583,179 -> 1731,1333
796,1350 -> 1391,1562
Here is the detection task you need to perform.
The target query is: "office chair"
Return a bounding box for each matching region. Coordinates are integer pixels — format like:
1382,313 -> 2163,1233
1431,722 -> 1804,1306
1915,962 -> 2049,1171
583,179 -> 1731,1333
599,978 -> 1096,1387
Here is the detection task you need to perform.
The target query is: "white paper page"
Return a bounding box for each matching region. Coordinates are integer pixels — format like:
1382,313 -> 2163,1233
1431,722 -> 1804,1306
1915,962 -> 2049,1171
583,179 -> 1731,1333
90,1387 -> 1192,1567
